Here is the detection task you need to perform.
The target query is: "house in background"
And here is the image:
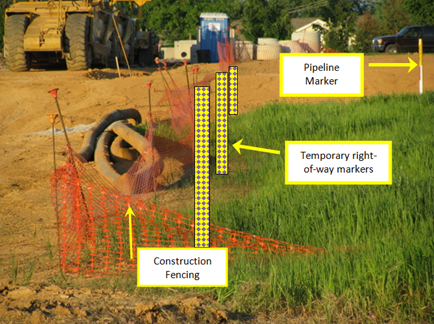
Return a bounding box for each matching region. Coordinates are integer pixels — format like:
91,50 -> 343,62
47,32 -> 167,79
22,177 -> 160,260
290,17 -> 360,50
290,17 -> 328,52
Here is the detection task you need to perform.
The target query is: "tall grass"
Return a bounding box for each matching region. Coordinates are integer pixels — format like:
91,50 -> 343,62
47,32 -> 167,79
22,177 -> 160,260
204,93 -> 434,321
63,93 -> 433,322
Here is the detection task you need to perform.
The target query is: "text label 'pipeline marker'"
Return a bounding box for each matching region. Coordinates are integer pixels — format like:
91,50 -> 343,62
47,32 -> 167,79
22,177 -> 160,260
280,53 -> 364,97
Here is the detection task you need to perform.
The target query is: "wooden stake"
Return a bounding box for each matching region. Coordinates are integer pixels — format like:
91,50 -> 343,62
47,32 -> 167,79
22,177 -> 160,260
115,56 -> 121,78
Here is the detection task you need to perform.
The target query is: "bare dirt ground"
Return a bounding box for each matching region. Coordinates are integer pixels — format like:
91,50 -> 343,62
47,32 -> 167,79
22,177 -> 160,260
0,54 -> 432,323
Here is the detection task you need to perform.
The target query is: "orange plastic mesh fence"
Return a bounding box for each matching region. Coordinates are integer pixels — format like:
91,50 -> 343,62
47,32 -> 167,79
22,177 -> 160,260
217,37 -> 236,72
156,69 -> 215,148
51,150 -> 323,276
111,112 -> 161,196
234,41 -> 255,62
50,65 -> 323,276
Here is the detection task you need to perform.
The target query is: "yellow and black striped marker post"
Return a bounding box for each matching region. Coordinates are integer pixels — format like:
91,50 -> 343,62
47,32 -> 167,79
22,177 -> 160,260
194,87 -> 210,247
228,66 -> 238,115
216,72 -> 228,175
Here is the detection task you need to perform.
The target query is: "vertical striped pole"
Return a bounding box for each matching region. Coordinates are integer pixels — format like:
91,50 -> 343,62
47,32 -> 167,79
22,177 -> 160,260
228,66 -> 238,115
419,38 -> 423,95
194,87 -> 210,248
216,72 -> 228,175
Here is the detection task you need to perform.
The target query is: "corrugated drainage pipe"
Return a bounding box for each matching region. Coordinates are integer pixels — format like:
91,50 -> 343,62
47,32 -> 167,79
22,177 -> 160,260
94,131 -> 120,185
106,121 -> 164,195
78,108 -> 142,161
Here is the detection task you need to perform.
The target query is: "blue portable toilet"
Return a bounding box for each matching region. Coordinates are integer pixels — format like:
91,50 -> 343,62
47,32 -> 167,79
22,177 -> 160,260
199,13 -> 230,63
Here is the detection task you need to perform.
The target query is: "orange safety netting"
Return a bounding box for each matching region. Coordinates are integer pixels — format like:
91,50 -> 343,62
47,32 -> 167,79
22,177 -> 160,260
156,68 -> 215,148
51,65 -> 323,277
51,152 -> 323,276
217,37 -> 236,72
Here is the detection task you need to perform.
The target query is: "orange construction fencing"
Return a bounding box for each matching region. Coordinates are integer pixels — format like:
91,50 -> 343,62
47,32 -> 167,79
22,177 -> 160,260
217,37 -> 236,72
51,62 -> 323,277
52,152 -> 323,276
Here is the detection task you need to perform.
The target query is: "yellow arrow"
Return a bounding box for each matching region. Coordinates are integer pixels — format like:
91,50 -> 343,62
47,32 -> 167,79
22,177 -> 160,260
369,57 -> 418,73
125,206 -> 135,259
233,139 -> 280,155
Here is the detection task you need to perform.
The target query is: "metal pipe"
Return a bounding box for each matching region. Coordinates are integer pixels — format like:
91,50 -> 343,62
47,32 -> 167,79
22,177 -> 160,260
48,88 -> 71,147
48,113 -> 58,173
48,113 -> 59,219
146,82 -> 156,198
184,61 -> 190,94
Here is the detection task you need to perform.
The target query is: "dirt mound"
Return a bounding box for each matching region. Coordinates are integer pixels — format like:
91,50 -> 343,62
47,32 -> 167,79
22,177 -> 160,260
0,282 -> 231,324
85,69 -> 150,80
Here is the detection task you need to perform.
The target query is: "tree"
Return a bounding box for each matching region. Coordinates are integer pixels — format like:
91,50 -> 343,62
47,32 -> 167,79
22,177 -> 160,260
404,0 -> 434,25
241,0 -> 296,42
241,0 -> 269,41
321,23 -> 352,52
142,0 -> 243,44
264,0 -> 293,40
319,0 -> 358,52
353,10 -> 381,53
0,0 -> 13,51
376,0 -> 412,35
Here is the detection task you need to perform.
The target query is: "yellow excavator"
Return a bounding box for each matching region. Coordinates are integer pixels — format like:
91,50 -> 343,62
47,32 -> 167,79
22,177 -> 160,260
3,0 -> 158,71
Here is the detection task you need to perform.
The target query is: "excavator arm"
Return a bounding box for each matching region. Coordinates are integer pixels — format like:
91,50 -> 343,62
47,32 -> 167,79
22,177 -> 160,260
110,0 -> 152,6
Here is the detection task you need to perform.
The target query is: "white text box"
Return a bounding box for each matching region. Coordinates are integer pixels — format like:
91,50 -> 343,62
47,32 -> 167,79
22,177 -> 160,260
280,54 -> 364,97
285,141 -> 392,184
137,248 -> 228,287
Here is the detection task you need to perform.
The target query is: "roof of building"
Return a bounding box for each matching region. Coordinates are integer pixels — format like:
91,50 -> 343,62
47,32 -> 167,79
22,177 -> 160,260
291,17 -> 322,30
200,13 -> 229,18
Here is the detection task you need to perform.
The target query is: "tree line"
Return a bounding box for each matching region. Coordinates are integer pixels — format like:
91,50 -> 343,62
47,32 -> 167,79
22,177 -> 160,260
0,0 -> 13,51
142,0 -> 434,52
1,0 -> 434,54
353,0 -> 434,52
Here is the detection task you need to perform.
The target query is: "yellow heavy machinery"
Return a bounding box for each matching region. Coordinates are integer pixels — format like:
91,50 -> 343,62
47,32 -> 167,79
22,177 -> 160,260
3,0 -> 158,71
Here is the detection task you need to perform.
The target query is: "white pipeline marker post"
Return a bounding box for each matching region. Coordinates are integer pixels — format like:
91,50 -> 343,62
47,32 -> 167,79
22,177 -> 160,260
419,39 -> 423,95
285,141 -> 392,185
137,248 -> 228,287
280,53 -> 364,97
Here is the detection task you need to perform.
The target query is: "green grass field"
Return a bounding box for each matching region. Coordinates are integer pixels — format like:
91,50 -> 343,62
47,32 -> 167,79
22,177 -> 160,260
57,93 -> 433,323
197,93 -> 433,322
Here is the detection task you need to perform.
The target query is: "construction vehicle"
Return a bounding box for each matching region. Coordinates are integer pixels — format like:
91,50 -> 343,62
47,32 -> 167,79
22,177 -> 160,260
3,0 -> 158,71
